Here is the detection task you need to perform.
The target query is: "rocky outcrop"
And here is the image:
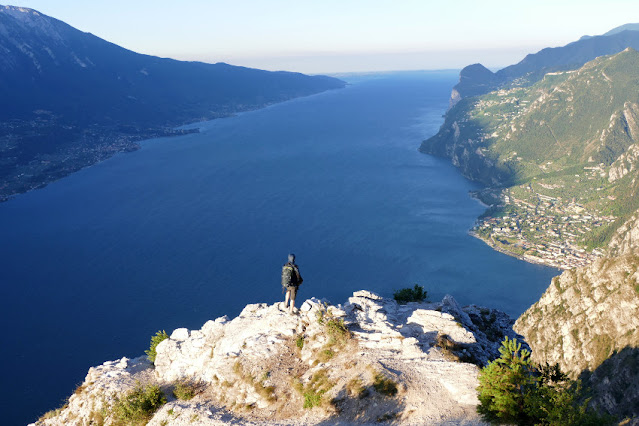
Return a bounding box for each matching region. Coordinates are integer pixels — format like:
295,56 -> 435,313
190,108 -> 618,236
609,213 -> 639,257
514,253 -> 639,419
34,291 -> 523,425
515,255 -> 639,375
450,64 -> 502,108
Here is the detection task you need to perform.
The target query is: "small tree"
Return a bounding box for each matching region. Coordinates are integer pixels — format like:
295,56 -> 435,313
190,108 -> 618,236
478,338 -> 614,425
477,336 -> 537,424
145,330 -> 169,364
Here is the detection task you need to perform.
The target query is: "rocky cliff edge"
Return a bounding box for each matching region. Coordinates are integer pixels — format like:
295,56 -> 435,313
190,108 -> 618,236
33,291 -> 525,425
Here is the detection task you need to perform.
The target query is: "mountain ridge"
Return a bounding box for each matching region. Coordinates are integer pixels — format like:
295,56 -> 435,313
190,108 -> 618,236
450,28 -> 639,107
0,5 -> 345,201
421,48 -> 639,268
420,28 -> 639,421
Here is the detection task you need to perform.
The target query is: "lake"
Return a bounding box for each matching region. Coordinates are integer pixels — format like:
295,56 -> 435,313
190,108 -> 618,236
0,71 -> 558,425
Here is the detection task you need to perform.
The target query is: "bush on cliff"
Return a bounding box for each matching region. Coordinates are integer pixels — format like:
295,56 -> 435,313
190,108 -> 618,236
393,284 -> 427,304
477,337 -> 613,425
112,383 -> 166,425
145,330 -> 169,364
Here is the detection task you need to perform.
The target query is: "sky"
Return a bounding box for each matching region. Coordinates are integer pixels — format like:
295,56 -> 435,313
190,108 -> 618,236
11,0 -> 639,74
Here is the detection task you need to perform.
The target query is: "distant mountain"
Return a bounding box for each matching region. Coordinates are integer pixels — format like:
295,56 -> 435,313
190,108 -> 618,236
580,23 -> 639,40
450,27 -> 639,105
448,64 -> 501,109
0,5 -> 344,126
603,23 -> 639,36
0,5 -> 345,201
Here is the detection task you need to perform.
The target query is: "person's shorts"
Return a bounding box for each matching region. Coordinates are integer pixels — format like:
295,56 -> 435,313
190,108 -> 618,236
286,286 -> 298,299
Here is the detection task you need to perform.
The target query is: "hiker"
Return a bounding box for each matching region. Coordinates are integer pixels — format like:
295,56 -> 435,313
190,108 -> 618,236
282,253 -> 303,313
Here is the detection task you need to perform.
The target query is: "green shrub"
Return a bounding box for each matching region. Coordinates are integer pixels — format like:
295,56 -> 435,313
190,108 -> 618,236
393,284 -> 428,304
373,373 -> 398,396
477,337 -> 613,425
295,334 -> 305,349
172,379 -> 200,401
346,377 -> 369,398
112,384 -> 166,425
316,305 -> 350,343
145,330 -> 169,364
317,349 -> 334,362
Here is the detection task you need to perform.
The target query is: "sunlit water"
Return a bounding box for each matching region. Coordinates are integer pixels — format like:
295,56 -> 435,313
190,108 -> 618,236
0,71 -> 558,424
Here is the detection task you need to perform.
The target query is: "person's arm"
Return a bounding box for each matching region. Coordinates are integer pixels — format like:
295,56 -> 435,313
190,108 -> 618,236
294,265 -> 303,284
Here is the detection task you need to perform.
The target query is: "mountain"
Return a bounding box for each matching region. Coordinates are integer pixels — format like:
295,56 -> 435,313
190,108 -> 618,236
603,23 -> 639,36
419,30 -> 639,421
450,27 -> 639,106
31,291 -> 522,425
514,214 -> 639,420
422,48 -> 639,267
0,5 -> 345,201
0,5 -> 344,125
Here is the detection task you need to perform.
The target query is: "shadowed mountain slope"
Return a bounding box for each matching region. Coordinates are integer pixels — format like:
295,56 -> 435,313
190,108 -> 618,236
0,5 -> 344,200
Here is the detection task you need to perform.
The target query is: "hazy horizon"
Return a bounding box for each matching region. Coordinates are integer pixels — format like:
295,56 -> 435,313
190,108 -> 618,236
9,0 -> 639,74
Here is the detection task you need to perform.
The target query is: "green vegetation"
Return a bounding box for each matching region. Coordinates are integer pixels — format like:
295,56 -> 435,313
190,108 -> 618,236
311,305 -> 352,367
372,373 -> 398,397
316,304 -> 351,345
112,383 -> 167,426
424,49 -> 639,259
317,349 -> 335,362
477,337 -> 613,425
233,361 -> 276,403
434,333 -> 466,362
294,369 -> 335,409
38,405 -> 67,422
346,377 -> 369,399
145,330 -> 169,364
172,379 -> 202,401
295,334 -> 305,350
393,284 -> 428,304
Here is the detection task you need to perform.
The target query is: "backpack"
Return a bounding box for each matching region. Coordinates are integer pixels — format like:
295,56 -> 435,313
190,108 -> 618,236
281,263 -> 298,288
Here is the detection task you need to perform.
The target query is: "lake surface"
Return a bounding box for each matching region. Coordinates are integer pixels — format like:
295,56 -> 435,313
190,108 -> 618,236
0,71 -> 558,425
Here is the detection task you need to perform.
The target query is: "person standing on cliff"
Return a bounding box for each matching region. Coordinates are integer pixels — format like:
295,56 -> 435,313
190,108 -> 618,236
282,253 -> 303,314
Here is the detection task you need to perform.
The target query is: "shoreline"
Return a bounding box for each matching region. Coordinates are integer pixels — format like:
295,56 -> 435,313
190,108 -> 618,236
469,229 -> 566,271
0,87 -> 347,205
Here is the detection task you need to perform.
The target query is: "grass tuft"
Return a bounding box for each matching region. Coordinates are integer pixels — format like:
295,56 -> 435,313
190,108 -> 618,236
373,373 -> 398,397
173,379 -> 204,401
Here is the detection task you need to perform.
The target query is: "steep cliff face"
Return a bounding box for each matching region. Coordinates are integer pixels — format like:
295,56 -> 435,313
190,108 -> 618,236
514,228 -> 639,419
608,213 -> 639,256
423,49 -> 639,188
514,254 -> 639,375
33,291 -> 523,425
450,64 -> 503,109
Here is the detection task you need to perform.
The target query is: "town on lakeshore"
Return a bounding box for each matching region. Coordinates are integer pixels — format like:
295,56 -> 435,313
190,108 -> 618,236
471,184 -> 613,270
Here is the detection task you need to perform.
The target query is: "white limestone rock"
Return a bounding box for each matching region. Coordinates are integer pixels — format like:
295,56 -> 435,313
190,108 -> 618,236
35,291 -> 516,425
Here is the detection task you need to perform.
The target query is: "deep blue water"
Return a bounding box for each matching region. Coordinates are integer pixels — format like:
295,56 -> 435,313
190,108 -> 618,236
0,71 -> 558,425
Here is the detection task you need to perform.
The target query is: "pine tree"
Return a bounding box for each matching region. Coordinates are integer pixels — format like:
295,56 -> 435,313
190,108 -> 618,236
477,337 -> 614,425
477,336 -> 537,424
